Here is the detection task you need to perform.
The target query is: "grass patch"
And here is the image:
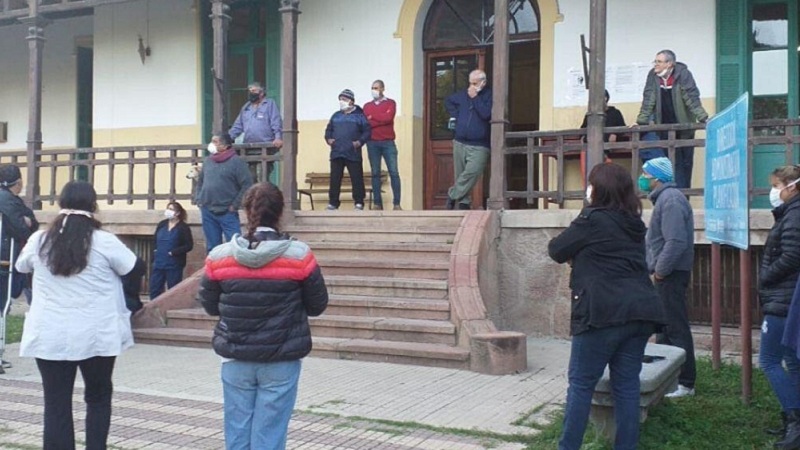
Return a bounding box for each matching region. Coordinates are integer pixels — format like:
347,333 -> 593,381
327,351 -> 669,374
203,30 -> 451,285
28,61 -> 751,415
523,357 -> 783,450
6,315 -> 23,344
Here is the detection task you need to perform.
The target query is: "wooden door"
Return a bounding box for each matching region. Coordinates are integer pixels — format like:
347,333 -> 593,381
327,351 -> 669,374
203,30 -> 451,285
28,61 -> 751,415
424,51 -> 486,209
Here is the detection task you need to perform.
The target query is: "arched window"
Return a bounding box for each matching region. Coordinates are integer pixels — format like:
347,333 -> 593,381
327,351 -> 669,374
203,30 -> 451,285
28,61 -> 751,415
423,0 -> 539,50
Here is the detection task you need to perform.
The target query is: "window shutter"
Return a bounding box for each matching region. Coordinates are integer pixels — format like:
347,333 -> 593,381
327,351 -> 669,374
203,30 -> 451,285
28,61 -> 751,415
716,0 -> 748,111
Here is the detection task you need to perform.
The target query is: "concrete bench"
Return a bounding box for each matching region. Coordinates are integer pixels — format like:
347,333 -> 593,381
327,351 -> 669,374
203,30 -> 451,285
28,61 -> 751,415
590,343 -> 687,441
298,170 -> 387,210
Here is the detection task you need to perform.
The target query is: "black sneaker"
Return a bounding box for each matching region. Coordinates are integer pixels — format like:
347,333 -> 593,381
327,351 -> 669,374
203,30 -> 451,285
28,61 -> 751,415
1,360 -> 12,369
445,197 -> 455,210
457,203 -> 471,210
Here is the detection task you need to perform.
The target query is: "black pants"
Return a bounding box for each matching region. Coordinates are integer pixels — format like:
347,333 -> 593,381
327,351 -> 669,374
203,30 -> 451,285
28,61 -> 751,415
655,270 -> 697,388
329,157 -> 365,207
36,356 -> 116,450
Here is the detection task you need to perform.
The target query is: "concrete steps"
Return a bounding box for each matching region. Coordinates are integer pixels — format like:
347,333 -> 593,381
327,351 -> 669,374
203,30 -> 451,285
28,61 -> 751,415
134,211 -> 471,369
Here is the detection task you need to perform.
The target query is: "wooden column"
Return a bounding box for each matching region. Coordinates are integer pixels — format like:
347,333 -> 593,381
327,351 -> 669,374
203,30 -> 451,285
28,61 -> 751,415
20,0 -> 49,209
487,0 -> 509,210
279,0 -> 300,210
210,0 -> 232,134
585,0 -> 607,180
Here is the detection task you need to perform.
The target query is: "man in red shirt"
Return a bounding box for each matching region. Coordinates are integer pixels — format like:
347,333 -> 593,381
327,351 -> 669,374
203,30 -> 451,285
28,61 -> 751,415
363,80 -> 401,210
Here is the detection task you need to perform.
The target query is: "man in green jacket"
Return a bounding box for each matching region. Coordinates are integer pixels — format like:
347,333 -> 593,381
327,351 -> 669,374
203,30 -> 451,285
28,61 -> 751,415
636,50 -> 708,189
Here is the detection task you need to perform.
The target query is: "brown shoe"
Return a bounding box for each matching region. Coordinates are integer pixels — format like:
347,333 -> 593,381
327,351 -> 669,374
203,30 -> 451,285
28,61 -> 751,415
393,205 -> 402,211
373,204 -> 383,210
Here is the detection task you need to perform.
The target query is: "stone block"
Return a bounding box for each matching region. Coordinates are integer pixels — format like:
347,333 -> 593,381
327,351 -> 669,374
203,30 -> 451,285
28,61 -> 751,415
469,331 -> 528,375
589,343 -> 686,442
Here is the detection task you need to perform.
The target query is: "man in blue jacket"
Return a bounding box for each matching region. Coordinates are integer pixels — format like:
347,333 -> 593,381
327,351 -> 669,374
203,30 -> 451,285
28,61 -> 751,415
444,69 -> 492,210
324,89 -> 371,211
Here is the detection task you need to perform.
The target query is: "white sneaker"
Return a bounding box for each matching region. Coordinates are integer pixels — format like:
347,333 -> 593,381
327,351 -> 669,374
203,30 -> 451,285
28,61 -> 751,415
326,204 -> 338,211
354,204 -> 364,211
665,384 -> 695,398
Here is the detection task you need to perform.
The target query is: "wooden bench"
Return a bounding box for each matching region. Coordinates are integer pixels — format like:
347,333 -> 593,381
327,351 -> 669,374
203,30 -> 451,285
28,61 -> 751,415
589,343 -> 687,442
298,171 -> 387,210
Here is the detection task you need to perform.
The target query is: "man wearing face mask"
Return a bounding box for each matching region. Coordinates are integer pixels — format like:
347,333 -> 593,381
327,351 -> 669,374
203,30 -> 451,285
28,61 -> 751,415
444,69 -> 492,210
229,82 -> 283,179
324,89 -> 371,211
194,133 -> 253,252
639,157 -> 697,398
635,50 -> 708,189
0,165 -> 38,367
363,80 -> 401,211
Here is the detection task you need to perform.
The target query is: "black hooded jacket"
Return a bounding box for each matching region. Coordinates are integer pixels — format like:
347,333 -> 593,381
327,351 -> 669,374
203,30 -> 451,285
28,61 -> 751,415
548,208 -> 665,335
758,195 -> 800,317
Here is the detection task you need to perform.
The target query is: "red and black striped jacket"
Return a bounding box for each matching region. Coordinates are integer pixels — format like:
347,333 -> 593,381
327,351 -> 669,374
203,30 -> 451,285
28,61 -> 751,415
199,230 -> 328,362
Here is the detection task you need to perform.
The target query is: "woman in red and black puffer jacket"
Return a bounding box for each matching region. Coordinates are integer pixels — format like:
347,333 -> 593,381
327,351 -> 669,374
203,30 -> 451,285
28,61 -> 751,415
199,182 -> 328,450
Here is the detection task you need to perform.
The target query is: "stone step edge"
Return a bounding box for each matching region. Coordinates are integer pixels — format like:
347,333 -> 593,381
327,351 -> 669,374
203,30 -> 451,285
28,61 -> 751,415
286,225 -> 458,234
312,337 -> 469,361
324,275 -> 448,289
164,311 -> 455,334
315,258 -> 449,270
306,242 -> 452,252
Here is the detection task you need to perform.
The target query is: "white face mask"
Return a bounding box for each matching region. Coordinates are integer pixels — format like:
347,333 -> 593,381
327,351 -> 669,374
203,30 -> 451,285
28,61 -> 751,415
207,142 -> 218,154
165,210 -> 176,220
371,89 -> 381,100
339,100 -> 351,111
770,187 -> 784,208
585,185 -> 593,203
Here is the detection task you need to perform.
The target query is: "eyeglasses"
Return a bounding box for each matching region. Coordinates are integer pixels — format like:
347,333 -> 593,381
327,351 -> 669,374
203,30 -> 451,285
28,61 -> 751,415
653,59 -> 669,65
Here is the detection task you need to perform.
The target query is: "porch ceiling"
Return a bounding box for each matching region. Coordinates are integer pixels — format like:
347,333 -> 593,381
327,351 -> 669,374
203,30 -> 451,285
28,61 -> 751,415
0,0 -> 137,27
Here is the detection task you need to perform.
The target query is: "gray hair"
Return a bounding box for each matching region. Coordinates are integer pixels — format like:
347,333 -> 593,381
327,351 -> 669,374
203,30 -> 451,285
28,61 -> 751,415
657,50 -> 676,63
470,69 -> 487,81
248,82 -> 264,91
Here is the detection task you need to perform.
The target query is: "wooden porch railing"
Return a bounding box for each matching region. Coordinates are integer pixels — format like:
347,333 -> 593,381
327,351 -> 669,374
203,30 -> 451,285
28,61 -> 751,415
0,143 -> 280,210
504,118 -> 800,208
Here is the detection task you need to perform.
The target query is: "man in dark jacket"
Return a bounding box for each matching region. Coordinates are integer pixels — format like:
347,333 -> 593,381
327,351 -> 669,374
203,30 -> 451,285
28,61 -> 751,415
636,50 -> 708,189
195,133 -> 253,253
640,157 -> 696,398
324,89 -> 371,211
444,69 -> 492,210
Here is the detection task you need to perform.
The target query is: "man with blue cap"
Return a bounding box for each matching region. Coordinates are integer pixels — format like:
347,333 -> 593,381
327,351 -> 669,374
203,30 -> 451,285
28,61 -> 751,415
640,157 -> 696,398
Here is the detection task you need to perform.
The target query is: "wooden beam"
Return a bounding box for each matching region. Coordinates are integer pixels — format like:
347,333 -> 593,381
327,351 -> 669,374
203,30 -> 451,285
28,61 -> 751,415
20,5 -> 50,209
585,0 -> 607,181
210,0 -> 232,135
280,0 -> 300,211
1,0 -> 138,26
487,0 -> 509,210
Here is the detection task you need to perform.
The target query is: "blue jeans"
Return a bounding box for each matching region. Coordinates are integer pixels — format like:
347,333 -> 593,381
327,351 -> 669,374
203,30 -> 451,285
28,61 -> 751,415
201,207 -> 241,253
148,267 -> 184,300
221,359 -> 301,450
559,322 -> 655,450
366,140 -> 401,207
760,314 -> 800,412
639,131 -> 666,163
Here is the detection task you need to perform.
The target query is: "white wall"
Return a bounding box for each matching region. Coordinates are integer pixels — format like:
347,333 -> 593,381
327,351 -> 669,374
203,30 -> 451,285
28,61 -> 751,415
0,16 -> 93,150
297,0 -> 405,120
553,0 -> 716,108
93,0 -> 198,129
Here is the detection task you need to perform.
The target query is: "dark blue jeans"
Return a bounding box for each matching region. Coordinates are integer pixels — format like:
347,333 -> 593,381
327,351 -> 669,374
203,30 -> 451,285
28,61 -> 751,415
760,314 -> 800,412
200,207 -> 241,253
149,267 -> 184,300
559,321 -> 655,450
366,140 -> 401,207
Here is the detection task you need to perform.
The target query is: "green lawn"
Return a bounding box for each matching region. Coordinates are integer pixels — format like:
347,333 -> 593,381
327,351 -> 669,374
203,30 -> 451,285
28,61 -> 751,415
5,315 -> 23,344
523,357 -> 783,450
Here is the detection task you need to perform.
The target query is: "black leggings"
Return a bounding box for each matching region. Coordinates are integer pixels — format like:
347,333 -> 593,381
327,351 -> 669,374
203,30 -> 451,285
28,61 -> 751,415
36,356 -> 116,450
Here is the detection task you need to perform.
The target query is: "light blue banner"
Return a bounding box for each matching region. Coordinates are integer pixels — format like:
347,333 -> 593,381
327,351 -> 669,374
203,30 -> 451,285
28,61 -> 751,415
704,93 -> 749,250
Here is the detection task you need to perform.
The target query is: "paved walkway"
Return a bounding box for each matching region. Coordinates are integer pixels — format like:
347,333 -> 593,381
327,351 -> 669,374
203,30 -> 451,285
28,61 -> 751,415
0,338 -> 571,449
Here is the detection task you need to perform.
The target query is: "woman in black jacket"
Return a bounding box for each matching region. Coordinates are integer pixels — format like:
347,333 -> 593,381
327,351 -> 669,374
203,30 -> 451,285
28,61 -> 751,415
758,165 -> 800,449
149,201 -> 193,300
548,163 -> 664,450
199,182 -> 328,450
